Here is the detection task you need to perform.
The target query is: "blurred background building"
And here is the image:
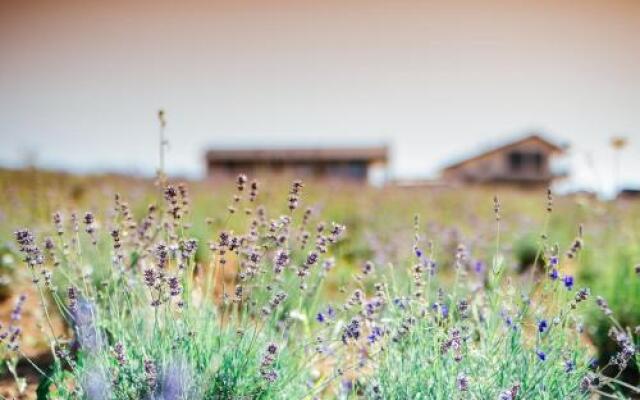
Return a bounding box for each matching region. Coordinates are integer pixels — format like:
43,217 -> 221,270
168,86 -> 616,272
440,134 -> 567,188
205,145 -> 389,186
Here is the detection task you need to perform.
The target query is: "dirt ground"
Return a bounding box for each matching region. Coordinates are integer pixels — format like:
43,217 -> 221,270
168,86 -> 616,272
0,285 -> 66,399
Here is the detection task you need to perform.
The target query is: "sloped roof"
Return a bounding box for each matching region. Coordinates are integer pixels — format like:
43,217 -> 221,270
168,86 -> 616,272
205,146 -> 388,163
442,134 -> 566,172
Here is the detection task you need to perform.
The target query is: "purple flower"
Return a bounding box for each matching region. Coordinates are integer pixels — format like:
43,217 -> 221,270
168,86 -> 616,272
563,275 -> 574,290
168,276 -> 181,296
341,318 -> 361,344
575,288 -> 589,303
536,349 -> 546,361
550,256 -> 559,266
498,383 -> 521,400
393,297 -> 408,310
537,319 -> 548,333
441,304 -> 449,319
317,306 -> 336,323
273,250 -> 290,273
326,306 -> 336,319
262,369 -> 279,383
456,373 -> 469,391
145,359 -> 158,389
427,260 -> 437,275
14,229 -> 43,266
367,326 -> 384,344
341,380 -> 353,394
474,260 -> 485,274
114,342 -> 127,366
144,268 -> 156,287
564,360 -> 575,373
10,294 -> 27,322
549,268 -> 559,280
362,261 -> 374,274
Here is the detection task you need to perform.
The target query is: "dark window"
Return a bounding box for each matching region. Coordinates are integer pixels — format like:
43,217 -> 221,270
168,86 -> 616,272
224,161 -> 236,172
507,151 -> 545,173
347,162 -> 367,179
325,162 -> 367,180
531,152 -> 543,172
508,152 -> 524,171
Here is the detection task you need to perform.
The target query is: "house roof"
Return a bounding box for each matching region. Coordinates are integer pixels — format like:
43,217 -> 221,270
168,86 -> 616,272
442,134 -> 566,172
205,146 -> 388,163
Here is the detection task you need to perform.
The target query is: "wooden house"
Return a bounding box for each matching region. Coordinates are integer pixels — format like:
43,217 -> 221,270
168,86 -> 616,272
441,134 -> 567,188
205,146 -> 388,185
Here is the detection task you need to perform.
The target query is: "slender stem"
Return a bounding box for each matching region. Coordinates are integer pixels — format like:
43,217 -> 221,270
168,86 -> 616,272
603,376 -> 640,394
30,269 -> 59,348
16,350 -> 48,377
158,110 -> 167,179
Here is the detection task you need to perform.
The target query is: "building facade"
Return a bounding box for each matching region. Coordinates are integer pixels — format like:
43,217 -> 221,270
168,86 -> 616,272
441,134 -> 566,188
205,146 -> 388,185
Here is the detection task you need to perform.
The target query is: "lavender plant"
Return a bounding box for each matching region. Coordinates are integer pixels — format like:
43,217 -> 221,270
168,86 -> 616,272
306,200 -> 639,398
7,177 -> 348,399
3,178 -> 639,399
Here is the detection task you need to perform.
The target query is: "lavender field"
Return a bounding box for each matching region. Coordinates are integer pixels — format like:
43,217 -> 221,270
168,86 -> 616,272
4,0 -> 640,397
0,168 -> 638,399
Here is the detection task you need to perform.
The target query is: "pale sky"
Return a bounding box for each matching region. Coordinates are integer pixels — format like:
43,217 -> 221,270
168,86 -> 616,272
1,0 -> 639,195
